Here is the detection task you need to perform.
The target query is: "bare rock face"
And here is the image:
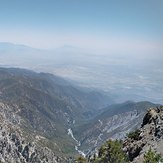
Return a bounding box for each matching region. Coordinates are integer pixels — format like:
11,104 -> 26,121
0,102 -> 64,163
123,106 -> 163,163
142,108 -> 159,127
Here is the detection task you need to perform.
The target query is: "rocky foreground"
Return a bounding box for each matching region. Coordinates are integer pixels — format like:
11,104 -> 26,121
78,106 -> 163,163
0,100 -> 163,162
0,102 -> 65,163
123,106 -> 163,162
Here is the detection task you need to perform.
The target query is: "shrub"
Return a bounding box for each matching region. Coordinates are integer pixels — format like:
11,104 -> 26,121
127,129 -> 140,140
97,139 -> 128,163
143,148 -> 163,163
76,156 -> 88,163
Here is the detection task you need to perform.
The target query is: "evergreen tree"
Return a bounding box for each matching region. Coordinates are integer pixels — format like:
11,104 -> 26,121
96,139 -> 128,163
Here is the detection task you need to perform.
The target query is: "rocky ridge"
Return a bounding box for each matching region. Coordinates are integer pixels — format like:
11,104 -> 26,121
0,67 -> 113,156
80,106 -> 163,163
0,102 -> 64,163
123,106 -> 163,162
75,101 -> 156,156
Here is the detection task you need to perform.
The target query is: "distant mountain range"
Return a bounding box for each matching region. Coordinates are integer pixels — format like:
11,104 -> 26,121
0,42 -> 163,104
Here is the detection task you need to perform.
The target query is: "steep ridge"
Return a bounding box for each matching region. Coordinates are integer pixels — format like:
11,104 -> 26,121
0,67 -> 112,156
0,68 -> 112,119
0,102 -> 65,163
77,106 -> 163,163
75,101 -> 157,155
0,67 -> 161,162
123,106 -> 163,162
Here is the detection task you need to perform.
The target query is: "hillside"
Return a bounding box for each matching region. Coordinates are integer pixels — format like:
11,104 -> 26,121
77,106 -> 163,163
0,67 -> 160,162
124,106 -> 163,162
74,101 -> 157,155
0,102 -> 65,162
0,67 -> 112,156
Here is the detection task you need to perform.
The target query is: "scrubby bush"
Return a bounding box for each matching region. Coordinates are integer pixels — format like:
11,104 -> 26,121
76,140 -> 128,163
143,148 -> 163,163
127,129 -> 140,140
76,156 -> 88,163
97,139 -> 128,163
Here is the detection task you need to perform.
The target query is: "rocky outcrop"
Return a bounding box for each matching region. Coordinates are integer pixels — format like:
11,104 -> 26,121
0,67 -> 113,156
76,101 -> 155,156
0,102 -> 64,163
123,106 -> 163,162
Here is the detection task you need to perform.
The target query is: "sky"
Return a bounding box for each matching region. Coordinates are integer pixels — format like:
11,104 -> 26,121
0,0 -> 162,56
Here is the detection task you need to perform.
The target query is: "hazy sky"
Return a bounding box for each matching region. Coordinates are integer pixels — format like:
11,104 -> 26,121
0,0 -> 162,55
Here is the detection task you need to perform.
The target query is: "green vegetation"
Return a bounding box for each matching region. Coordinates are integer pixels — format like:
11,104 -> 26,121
127,129 -> 140,140
76,156 -> 88,163
76,139 -> 128,163
143,148 -> 163,163
97,140 -> 128,163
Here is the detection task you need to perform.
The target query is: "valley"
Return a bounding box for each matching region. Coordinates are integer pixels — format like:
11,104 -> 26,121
0,67 -> 160,162
0,0 -> 162,162
0,67 -> 113,158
